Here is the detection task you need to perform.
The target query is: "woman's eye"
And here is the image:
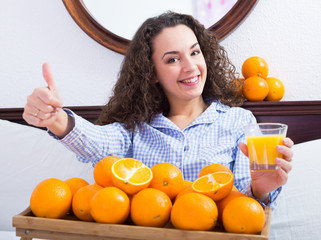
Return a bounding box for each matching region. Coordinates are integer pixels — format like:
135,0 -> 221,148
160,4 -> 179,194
191,50 -> 200,56
167,57 -> 178,63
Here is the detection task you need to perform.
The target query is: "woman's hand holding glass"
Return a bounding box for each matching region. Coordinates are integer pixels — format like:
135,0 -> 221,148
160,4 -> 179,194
239,137 -> 294,201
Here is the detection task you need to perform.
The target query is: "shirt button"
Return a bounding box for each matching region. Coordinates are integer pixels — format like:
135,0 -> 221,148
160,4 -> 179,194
175,162 -> 181,167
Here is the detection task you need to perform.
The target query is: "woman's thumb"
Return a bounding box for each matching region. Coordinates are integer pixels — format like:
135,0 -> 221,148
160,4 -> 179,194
42,62 -> 58,92
42,62 -> 62,106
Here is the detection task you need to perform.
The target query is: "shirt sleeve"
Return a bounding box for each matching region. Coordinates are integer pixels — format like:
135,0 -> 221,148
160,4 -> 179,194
244,184 -> 282,209
48,109 -> 133,165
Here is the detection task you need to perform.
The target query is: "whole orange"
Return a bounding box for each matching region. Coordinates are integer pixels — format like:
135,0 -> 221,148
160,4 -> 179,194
149,163 -> 184,200
72,184 -> 103,221
171,192 -> 218,231
242,76 -> 269,101
265,77 -> 285,101
90,187 -> 130,224
175,186 -> 195,201
242,56 -> 269,79
64,177 -> 89,213
231,78 -> 245,97
30,178 -> 72,219
64,177 -> 89,197
131,188 -> 172,227
183,180 -> 192,189
222,196 -> 265,234
93,156 -> 120,187
215,190 -> 246,224
198,163 -> 232,178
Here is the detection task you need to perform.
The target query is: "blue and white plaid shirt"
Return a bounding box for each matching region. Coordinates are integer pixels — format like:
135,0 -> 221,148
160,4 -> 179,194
53,100 -> 280,207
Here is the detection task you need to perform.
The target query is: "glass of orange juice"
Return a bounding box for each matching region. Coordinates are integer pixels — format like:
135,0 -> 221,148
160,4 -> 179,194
244,123 -> 288,171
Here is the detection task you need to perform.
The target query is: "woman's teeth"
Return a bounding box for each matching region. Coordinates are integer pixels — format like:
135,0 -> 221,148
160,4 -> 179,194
181,76 -> 198,83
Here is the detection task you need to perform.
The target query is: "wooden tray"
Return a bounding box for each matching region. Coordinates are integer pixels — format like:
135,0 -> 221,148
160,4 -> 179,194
13,206 -> 271,240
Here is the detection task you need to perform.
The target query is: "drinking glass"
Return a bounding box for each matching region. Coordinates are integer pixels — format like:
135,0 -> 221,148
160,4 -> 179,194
244,123 -> 288,171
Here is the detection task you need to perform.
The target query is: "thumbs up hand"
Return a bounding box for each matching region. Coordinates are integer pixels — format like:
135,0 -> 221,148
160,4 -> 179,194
23,63 -> 64,129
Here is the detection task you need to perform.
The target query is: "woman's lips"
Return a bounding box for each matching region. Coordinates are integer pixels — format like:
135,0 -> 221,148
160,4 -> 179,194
180,75 -> 200,86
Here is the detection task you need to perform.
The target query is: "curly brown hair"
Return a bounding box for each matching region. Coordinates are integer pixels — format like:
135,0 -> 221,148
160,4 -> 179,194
96,11 -> 244,130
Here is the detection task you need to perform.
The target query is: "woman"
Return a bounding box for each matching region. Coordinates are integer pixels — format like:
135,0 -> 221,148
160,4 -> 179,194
23,12 -> 293,207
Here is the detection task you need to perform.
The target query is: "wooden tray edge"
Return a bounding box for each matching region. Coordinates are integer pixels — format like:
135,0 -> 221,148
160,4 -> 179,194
13,207 -> 271,240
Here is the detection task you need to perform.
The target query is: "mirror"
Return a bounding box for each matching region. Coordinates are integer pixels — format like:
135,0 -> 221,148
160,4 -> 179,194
62,0 -> 257,55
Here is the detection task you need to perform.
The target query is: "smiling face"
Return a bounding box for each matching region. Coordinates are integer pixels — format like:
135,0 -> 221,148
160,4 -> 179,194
152,24 -> 207,106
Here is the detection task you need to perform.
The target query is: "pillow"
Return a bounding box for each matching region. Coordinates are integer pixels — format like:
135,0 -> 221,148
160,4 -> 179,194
270,139 -> 321,240
0,120 -> 94,231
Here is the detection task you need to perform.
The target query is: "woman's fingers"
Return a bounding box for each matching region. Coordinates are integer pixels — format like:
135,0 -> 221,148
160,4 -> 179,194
27,88 -> 61,113
275,137 -> 294,176
33,87 -> 62,108
239,142 -> 248,157
23,101 -> 60,127
276,143 -> 294,162
283,137 -> 294,148
276,157 -> 292,174
27,90 -> 53,113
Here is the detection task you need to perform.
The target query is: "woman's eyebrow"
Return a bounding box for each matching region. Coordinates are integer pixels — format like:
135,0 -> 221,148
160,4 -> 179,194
162,42 -> 199,59
191,42 -> 199,49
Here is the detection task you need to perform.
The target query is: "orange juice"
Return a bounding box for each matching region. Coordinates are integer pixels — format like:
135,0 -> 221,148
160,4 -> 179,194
246,134 -> 285,171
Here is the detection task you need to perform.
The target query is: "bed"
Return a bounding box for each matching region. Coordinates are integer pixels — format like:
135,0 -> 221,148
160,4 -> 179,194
1,100 -> 321,239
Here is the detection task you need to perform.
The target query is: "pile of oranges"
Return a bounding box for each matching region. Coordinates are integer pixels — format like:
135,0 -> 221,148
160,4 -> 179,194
30,157 -> 266,234
240,56 -> 285,102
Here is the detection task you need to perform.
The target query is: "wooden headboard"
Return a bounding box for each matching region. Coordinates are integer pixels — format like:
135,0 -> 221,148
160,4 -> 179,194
1,101 -> 321,144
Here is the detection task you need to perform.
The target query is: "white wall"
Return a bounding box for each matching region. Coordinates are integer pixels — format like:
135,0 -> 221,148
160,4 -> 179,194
1,0 -> 321,108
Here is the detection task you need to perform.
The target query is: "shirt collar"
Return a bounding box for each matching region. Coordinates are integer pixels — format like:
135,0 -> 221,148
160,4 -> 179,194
149,100 -> 230,129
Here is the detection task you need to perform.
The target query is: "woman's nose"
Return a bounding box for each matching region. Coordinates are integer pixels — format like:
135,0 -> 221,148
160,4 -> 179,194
182,57 -> 197,72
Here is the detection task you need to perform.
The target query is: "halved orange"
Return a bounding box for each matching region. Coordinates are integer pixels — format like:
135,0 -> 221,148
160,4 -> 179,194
192,171 -> 234,201
198,163 -> 232,178
111,158 -> 153,195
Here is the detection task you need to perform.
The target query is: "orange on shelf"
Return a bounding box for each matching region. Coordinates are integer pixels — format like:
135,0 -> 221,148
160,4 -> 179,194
242,56 -> 269,79
242,76 -> 269,101
265,77 -> 285,101
231,78 -> 245,97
